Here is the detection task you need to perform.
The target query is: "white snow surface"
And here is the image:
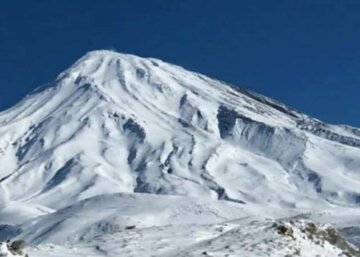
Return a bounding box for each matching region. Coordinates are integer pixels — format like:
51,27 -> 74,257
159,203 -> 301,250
1,50 -> 360,256
26,219 -> 359,257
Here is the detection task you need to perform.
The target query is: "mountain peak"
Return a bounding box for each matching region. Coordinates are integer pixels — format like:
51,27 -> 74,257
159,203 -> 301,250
2,49 -> 360,216
54,50 -> 168,93
2,50 -> 360,253
74,50 -> 142,64
66,50 -> 162,75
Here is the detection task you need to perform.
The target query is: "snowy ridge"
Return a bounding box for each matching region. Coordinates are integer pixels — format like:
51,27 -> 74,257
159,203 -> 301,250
26,219 -> 360,257
1,50 -> 360,255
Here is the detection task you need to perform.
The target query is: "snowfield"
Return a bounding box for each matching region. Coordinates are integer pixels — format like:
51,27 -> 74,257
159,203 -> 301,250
1,50 -> 360,256
26,219 -> 360,257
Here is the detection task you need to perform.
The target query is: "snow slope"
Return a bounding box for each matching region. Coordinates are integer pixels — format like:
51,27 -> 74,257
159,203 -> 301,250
17,193 -> 251,244
26,219 -> 360,257
1,50 -> 360,255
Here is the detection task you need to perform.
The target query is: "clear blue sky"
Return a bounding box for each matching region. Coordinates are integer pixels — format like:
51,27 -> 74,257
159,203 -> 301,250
1,0 -> 360,126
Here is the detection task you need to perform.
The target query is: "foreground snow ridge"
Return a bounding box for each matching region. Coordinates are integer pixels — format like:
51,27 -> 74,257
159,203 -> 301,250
24,219 -> 360,257
1,50 -> 360,256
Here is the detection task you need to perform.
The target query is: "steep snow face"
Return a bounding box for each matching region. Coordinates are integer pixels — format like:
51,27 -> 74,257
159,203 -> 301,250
1,50 -> 360,214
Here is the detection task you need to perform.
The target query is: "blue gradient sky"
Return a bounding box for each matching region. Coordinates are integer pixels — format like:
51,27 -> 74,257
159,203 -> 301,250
1,0 -> 360,126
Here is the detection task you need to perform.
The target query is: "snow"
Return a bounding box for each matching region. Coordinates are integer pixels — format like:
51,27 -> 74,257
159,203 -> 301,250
26,219 -> 358,257
1,50 -> 360,256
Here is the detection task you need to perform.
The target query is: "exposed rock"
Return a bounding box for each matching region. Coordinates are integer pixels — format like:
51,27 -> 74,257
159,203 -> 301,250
0,240 -> 28,257
276,223 -> 294,238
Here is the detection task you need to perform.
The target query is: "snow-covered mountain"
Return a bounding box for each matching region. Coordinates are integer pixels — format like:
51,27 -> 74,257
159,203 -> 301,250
1,50 -> 360,256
